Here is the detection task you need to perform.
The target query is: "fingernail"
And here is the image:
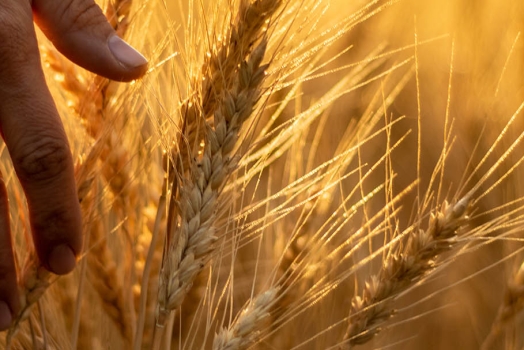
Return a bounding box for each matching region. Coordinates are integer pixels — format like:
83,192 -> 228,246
48,244 -> 76,275
0,301 -> 12,331
108,35 -> 148,68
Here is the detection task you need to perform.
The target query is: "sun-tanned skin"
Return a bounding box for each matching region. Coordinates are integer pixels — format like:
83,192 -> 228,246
0,0 -> 147,331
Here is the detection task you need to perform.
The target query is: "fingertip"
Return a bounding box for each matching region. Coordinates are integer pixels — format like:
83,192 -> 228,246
108,35 -> 148,69
47,244 -> 77,275
0,301 -> 13,331
0,301 -> 12,331
34,0 -> 148,82
107,35 -> 148,82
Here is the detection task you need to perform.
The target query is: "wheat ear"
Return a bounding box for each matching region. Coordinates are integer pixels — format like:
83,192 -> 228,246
342,195 -> 472,348
6,254 -> 51,347
154,0 -> 282,327
481,261 -> 524,349
157,37 -> 270,323
143,2 -> 282,346
213,287 -> 279,350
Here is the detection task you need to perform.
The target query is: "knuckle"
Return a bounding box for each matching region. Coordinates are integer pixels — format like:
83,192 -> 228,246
14,136 -> 72,184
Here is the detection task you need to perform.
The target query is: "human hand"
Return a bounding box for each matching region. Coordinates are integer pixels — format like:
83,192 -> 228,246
0,0 -> 147,330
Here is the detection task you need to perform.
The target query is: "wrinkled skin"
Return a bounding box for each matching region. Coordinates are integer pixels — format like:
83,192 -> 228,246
0,0 -> 147,330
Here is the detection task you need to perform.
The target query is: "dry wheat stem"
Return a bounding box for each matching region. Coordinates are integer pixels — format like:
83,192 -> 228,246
106,0 -> 133,36
342,195 -> 472,348
87,222 -> 134,343
134,180 -> 167,349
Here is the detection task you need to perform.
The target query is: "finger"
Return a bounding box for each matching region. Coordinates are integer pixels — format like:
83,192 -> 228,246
0,173 -> 19,331
0,2 -> 82,275
33,0 -> 148,82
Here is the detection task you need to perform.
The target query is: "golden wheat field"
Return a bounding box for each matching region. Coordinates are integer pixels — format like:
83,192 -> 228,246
2,0 -> 524,349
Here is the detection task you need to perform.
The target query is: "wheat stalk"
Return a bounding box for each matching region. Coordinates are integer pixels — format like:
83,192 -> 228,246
87,219 -> 134,343
133,192 -> 166,349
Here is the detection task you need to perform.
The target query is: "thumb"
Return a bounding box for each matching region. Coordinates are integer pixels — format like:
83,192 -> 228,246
33,0 -> 148,82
